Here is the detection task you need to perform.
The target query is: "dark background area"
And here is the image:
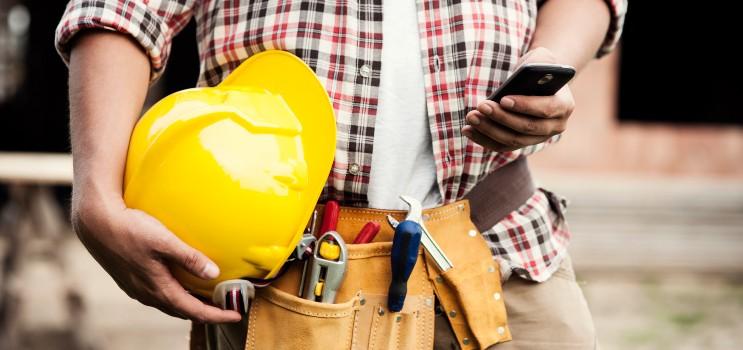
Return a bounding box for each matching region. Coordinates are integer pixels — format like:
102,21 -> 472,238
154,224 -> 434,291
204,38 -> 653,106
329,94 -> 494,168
0,1 -> 198,153
618,3 -> 742,125
0,2 -> 198,206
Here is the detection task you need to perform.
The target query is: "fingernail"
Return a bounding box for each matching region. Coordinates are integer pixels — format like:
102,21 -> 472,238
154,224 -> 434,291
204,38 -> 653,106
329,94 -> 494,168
480,104 -> 493,115
501,97 -> 515,109
202,262 -> 220,279
468,115 -> 481,125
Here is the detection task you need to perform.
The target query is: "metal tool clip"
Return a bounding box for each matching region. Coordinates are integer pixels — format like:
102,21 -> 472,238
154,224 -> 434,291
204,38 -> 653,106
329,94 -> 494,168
212,279 -> 255,315
206,280 -> 256,350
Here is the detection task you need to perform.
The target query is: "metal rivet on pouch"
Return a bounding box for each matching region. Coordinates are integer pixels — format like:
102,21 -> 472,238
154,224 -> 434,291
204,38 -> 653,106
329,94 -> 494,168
378,306 -> 385,316
497,326 -> 505,335
435,276 -> 444,283
395,315 -> 402,323
425,298 -> 433,307
449,310 -> 457,318
493,292 -> 501,301
422,213 -> 431,221
487,266 -> 496,273
468,229 -> 477,237
457,204 -> 465,211
360,297 -> 366,305
462,338 -> 471,345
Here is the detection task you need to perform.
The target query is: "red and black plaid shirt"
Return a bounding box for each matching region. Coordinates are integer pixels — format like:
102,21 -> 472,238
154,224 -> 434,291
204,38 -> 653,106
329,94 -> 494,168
55,0 -> 626,282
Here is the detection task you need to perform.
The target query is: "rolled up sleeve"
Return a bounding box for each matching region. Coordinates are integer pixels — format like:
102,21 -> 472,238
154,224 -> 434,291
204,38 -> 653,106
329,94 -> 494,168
596,0 -> 628,57
537,0 -> 628,58
54,0 -> 198,81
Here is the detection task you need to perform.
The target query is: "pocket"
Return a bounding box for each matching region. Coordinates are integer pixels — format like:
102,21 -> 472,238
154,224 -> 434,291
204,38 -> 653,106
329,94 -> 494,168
420,202 -> 511,348
246,286 -> 361,350
363,294 -> 435,350
436,257 -> 510,347
345,243 -> 435,350
247,242 -> 436,350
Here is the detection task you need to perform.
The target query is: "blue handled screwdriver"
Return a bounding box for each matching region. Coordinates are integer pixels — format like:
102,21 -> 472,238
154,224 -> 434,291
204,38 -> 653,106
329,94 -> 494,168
387,220 -> 422,312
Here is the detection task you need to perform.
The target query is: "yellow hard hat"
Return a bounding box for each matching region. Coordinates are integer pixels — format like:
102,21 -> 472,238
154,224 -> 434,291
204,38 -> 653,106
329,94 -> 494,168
123,50 -> 336,296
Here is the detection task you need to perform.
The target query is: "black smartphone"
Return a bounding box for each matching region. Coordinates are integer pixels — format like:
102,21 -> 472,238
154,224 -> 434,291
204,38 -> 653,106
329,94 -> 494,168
487,63 -> 576,102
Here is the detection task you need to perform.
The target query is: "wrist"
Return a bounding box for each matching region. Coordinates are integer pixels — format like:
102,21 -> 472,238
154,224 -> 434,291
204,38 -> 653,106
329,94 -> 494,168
72,176 -> 126,217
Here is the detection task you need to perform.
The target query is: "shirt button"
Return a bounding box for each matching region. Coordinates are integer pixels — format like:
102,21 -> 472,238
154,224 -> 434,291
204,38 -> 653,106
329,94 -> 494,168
493,292 -> 501,301
348,163 -> 361,175
433,55 -> 441,72
497,326 -> 506,335
359,64 -> 372,78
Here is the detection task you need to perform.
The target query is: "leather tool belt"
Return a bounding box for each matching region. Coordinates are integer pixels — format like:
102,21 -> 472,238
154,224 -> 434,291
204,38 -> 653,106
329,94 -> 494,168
191,158 -> 536,350
194,157 -> 535,350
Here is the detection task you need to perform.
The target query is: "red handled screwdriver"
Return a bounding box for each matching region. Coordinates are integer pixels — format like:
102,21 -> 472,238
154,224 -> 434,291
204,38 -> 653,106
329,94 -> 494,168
318,200 -> 340,238
353,221 -> 381,244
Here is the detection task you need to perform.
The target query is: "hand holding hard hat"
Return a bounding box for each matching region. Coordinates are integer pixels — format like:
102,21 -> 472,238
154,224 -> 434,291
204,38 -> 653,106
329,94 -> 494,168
124,51 -> 336,296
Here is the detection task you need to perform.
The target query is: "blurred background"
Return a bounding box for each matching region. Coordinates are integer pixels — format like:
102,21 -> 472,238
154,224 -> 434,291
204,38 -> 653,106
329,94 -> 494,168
1,1 -> 741,349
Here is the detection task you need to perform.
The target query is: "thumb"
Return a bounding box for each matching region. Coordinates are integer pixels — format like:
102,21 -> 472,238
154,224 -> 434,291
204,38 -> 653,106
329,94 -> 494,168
129,208 -> 221,280
518,47 -> 557,66
133,210 -> 219,280
162,236 -> 220,280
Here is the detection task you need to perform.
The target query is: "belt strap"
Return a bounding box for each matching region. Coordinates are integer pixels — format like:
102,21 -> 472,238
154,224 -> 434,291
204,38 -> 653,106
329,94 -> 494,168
465,157 -> 535,232
310,157 -> 534,234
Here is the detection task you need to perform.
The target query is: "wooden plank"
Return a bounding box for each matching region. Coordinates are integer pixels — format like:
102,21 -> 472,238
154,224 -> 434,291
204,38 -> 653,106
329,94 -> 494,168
0,152 -> 72,185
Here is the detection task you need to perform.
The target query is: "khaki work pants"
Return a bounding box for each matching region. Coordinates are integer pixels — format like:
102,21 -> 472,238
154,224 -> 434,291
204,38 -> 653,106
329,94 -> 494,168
434,256 -> 598,350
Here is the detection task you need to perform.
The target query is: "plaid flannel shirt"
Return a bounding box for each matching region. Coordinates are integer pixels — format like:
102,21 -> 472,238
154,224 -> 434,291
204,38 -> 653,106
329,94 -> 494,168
55,0 -> 626,282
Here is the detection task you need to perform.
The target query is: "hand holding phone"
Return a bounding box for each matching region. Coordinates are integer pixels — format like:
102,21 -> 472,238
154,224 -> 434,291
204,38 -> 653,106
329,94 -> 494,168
462,53 -> 577,152
487,63 -> 575,102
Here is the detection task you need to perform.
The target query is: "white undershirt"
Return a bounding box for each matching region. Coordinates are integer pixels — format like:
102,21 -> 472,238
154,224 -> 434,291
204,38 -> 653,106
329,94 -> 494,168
366,0 -> 441,210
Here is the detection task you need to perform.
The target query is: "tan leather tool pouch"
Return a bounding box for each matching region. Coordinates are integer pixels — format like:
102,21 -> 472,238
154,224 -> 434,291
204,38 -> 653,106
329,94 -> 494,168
244,200 -> 509,350
420,201 -> 511,349
247,241 -> 435,350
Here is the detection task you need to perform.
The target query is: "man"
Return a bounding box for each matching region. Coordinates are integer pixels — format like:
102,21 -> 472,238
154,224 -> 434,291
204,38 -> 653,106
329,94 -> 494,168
55,0 -> 626,348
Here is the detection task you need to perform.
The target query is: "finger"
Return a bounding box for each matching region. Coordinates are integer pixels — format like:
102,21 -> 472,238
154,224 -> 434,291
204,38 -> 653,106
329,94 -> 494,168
462,125 -> 514,152
465,109 -> 485,124
136,212 -> 220,280
152,303 -> 188,320
468,113 -> 550,149
497,90 -> 574,120
160,234 -> 220,280
163,283 -> 242,323
473,101 -> 565,136
486,101 -> 567,136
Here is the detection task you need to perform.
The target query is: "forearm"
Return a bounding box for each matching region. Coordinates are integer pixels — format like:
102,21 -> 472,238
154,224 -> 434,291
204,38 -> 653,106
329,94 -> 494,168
68,31 -> 150,208
531,0 -> 612,71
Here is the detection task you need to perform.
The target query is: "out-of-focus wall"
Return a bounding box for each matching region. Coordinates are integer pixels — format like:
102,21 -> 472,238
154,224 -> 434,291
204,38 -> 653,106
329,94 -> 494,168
530,49 -> 743,179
